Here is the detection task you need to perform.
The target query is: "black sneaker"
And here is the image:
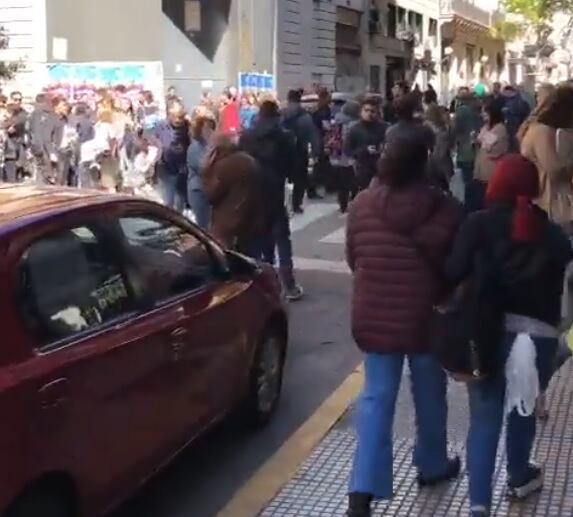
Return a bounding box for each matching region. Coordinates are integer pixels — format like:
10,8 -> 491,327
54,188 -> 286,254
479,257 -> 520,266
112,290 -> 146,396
507,464 -> 544,500
417,456 -> 461,487
346,492 -> 372,517
292,206 -> 304,214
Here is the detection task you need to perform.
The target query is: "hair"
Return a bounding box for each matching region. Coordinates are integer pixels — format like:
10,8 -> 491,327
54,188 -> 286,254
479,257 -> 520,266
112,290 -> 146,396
35,93 -> 47,104
10,91 -> 22,99
51,96 -> 66,109
377,136 -> 429,187
393,93 -> 419,121
258,99 -> 280,119
425,103 -> 446,128
483,99 -> 505,128
536,83 -> 555,106
0,94 -> 7,105
287,89 -> 302,103
142,90 -> 154,104
518,84 -> 573,141
192,116 -> 216,140
361,97 -> 378,109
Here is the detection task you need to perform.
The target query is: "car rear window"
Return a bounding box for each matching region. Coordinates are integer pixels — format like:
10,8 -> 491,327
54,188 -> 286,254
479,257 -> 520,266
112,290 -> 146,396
18,225 -> 134,349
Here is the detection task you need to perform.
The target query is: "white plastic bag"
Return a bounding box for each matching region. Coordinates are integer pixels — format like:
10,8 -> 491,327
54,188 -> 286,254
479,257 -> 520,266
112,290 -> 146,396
505,333 -> 539,417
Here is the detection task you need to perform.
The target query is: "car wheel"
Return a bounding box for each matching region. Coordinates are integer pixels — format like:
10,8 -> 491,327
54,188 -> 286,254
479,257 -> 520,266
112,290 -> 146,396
245,328 -> 286,427
6,485 -> 75,517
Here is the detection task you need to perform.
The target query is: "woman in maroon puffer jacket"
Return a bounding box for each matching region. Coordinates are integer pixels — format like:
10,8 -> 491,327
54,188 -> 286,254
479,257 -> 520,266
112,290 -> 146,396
346,134 -> 463,517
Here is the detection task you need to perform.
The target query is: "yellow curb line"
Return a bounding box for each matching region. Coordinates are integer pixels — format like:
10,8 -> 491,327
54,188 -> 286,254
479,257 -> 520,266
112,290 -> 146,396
217,363 -> 364,517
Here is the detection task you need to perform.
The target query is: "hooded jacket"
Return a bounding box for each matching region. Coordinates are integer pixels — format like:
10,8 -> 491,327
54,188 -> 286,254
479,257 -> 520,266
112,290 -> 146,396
240,117 -> 296,225
281,103 -> 320,160
346,180 -> 462,354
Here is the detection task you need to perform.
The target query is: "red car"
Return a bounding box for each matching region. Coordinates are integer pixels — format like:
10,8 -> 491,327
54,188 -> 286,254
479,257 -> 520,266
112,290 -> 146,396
0,185 -> 288,517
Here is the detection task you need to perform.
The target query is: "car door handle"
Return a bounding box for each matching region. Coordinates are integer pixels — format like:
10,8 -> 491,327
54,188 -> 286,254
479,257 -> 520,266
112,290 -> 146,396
170,327 -> 189,340
168,327 -> 189,362
38,378 -> 69,410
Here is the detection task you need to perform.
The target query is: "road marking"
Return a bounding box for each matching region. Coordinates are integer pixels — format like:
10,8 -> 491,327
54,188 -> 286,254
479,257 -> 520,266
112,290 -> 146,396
217,364 -> 364,517
290,203 -> 338,233
294,256 -> 350,274
319,226 -> 346,244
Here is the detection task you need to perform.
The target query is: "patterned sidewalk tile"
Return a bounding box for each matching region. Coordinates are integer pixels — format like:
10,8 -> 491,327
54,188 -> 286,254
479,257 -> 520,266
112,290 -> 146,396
261,362 -> 573,516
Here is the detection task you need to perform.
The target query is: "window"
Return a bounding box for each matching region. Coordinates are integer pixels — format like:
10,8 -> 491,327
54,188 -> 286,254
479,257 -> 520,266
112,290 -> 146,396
387,5 -> 397,38
119,216 -> 214,302
18,226 -> 133,347
184,0 -> 201,32
370,65 -> 381,93
429,18 -> 438,44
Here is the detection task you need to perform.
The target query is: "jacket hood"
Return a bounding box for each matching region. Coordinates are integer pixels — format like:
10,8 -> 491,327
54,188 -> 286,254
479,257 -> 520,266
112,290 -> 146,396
252,117 -> 282,138
371,181 -> 445,235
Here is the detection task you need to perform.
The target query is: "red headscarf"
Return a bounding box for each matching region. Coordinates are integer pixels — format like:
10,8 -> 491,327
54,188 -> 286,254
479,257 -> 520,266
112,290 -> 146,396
485,154 -> 542,242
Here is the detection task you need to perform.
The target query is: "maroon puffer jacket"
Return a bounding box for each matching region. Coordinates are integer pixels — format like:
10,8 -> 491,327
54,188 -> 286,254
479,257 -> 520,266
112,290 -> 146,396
346,181 -> 462,354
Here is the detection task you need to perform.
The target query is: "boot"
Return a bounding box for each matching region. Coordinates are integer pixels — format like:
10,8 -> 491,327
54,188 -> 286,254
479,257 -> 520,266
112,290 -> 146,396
346,492 -> 372,517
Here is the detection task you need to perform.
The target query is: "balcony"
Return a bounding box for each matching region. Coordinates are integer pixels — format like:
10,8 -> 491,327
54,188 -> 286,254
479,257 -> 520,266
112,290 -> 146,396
439,0 -> 493,28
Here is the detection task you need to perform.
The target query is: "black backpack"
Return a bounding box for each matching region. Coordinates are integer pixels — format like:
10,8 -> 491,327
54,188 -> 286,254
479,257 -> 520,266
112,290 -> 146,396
282,111 -> 308,164
431,240 -> 507,382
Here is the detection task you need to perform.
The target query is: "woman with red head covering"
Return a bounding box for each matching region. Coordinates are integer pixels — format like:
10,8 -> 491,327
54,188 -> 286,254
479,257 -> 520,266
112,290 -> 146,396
446,154 -> 572,517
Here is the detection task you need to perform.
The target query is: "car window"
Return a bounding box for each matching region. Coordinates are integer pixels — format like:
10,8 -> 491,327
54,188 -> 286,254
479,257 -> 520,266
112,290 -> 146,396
18,225 -> 134,348
118,215 -> 215,302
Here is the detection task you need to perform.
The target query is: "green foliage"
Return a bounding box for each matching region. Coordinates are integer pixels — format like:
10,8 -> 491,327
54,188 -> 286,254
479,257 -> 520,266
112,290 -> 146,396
491,20 -> 526,41
0,25 -> 22,80
503,0 -> 573,28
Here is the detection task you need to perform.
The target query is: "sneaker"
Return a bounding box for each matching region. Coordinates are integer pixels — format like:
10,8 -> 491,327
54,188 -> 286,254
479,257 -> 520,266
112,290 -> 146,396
417,456 -> 461,487
470,505 -> 490,517
507,464 -> 544,500
346,492 -> 372,517
285,284 -> 304,302
292,206 -> 304,214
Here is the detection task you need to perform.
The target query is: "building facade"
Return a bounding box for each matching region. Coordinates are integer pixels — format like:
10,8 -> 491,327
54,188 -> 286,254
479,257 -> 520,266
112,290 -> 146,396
439,0 -> 505,100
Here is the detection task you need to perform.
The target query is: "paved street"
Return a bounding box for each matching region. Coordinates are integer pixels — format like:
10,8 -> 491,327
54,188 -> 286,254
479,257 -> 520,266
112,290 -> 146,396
113,200 -> 362,517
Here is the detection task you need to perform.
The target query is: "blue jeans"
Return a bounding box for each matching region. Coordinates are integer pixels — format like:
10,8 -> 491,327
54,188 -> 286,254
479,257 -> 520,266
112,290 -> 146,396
262,206 -> 294,270
350,353 -> 451,499
467,333 -> 558,510
159,173 -> 185,212
187,186 -> 210,230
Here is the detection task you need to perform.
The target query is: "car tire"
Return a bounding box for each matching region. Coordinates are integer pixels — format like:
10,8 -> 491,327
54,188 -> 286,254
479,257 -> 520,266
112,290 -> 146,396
244,327 -> 286,427
6,485 -> 75,517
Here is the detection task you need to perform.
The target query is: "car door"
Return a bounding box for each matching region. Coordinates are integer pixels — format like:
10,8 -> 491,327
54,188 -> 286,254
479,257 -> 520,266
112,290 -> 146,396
113,208 -> 257,441
11,217 -> 187,511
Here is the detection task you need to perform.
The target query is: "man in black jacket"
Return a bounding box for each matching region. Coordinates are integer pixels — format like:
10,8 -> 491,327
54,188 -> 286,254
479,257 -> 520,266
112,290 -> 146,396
281,89 -> 319,213
240,100 -> 304,301
344,98 -> 387,190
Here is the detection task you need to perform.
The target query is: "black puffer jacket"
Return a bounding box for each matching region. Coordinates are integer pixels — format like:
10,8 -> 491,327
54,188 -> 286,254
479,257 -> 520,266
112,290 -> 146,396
446,204 -> 572,326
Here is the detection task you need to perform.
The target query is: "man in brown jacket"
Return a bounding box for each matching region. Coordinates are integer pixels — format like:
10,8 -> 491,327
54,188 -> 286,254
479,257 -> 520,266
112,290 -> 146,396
203,135 -> 265,253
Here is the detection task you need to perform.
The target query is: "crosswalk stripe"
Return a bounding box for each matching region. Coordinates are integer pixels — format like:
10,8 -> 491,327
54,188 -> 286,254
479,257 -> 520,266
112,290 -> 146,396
290,203 -> 338,233
319,226 -> 345,244
294,257 -> 350,274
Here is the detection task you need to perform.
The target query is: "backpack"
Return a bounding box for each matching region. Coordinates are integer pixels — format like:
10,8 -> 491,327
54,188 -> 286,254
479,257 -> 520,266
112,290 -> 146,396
244,129 -> 287,226
431,239 -> 507,382
282,111 -> 308,162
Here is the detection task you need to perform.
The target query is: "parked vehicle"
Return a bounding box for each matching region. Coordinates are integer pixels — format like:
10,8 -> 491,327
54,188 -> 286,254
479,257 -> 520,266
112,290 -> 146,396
0,185 -> 288,517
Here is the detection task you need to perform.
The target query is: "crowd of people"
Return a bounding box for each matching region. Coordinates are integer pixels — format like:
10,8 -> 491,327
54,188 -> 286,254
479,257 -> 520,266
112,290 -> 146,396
2,78 -> 573,516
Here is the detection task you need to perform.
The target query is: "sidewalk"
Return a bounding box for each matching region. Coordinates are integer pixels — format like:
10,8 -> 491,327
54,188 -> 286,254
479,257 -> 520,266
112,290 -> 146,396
260,359 -> 573,516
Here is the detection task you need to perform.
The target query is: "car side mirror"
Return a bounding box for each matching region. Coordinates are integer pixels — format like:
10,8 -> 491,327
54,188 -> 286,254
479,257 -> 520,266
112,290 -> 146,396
225,250 -> 259,276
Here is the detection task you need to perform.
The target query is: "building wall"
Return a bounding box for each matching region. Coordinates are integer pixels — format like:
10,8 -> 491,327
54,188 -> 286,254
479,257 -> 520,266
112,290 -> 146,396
276,0 -> 336,95
0,0 -> 47,95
